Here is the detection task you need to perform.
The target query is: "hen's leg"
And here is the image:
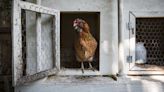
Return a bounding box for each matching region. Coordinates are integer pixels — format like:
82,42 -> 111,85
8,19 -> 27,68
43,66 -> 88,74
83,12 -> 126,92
88,62 -> 95,71
81,62 -> 84,73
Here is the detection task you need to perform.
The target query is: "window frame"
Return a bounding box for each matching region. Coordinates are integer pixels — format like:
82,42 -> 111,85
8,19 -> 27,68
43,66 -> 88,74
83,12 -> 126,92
59,12 -> 101,75
12,0 -> 60,86
128,11 -> 164,75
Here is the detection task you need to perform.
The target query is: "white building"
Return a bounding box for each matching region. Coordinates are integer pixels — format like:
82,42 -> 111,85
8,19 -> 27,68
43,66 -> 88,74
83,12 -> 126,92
0,0 -> 164,92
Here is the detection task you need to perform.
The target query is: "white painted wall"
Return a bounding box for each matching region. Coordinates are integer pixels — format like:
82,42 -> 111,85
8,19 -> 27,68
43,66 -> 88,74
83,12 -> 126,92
15,0 -> 164,92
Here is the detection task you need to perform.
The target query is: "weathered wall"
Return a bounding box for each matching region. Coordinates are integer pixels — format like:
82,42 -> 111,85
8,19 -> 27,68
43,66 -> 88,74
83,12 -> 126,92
15,0 -> 164,92
0,0 -> 12,74
0,0 -> 13,92
0,0 -> 11,27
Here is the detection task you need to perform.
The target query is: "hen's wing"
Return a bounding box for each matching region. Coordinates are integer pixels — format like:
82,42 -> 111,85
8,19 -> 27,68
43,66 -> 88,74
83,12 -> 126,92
75,38 -> 86,62
75,33 -> 97,62
83,36 -> 97,60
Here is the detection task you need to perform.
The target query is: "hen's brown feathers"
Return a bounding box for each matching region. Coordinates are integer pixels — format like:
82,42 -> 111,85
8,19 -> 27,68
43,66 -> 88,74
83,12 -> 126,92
74,21 -> 97,62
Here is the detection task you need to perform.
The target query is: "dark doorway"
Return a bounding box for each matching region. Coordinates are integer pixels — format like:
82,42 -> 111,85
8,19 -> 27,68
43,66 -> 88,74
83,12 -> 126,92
60,12 -> 100,70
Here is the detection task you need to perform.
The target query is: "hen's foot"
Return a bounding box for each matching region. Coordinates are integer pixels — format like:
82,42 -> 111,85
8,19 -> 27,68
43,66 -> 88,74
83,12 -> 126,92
88,62 -> 95,71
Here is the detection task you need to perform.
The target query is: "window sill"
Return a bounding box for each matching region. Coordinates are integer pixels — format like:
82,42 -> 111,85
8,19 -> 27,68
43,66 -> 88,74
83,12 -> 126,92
22,75 -> 164,86
58,69 -> 100,75
45,76 -> 117,85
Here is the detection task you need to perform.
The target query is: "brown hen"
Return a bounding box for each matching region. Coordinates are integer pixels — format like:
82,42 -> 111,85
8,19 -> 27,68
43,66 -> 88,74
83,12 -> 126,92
73,18 -> 97,73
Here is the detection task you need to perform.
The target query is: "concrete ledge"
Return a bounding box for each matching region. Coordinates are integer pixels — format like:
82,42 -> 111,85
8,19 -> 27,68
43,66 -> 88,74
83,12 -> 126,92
16,76 -> 164,92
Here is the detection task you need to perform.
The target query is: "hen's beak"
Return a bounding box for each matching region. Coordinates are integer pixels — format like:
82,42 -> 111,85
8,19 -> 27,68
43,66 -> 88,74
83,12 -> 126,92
73,23 -> 76,27
73,23 -> 77,27
73,25 -> 82,32
73,22 -> 82,32
74,26 -> 78,30
73,23 -> 78,30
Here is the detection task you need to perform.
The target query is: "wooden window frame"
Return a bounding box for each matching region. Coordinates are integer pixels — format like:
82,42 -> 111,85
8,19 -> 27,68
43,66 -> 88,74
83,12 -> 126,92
12,0 -> 60,86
